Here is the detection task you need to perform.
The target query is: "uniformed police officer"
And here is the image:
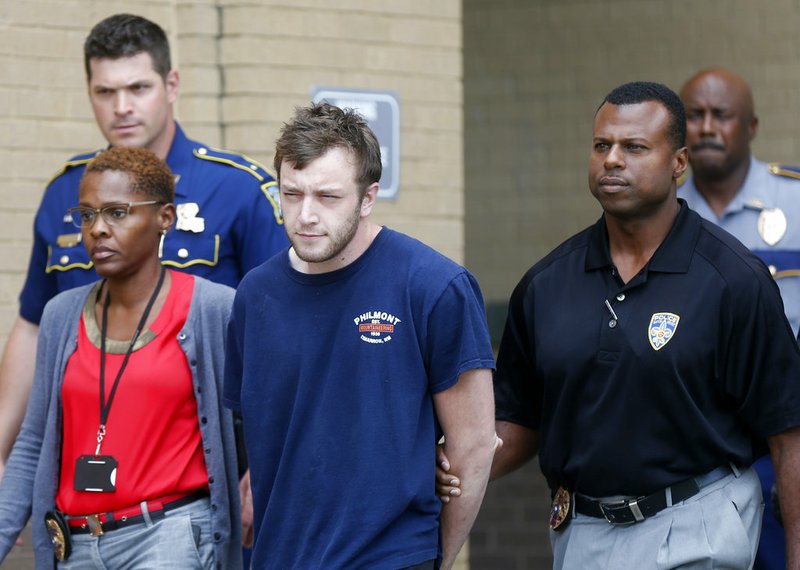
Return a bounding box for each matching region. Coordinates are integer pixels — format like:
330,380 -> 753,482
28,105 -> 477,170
678,68 -> 800,336
0,13 -> 287,535
439,81 -> 800,569
678,67 -> 800,570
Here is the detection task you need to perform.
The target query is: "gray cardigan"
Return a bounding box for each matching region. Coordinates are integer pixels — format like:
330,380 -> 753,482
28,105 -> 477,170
0,276 -> 242,569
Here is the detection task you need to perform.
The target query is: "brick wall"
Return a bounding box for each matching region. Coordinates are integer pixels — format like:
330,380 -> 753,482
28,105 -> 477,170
464,0 -> 800,568
0,0 -> 465,332
0,1 -> 183,346
218,1 -> 465,262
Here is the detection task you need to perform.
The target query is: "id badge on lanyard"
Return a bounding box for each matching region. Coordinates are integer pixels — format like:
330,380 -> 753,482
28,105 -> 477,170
73,268 -> 166,493
74,455 -> 118,492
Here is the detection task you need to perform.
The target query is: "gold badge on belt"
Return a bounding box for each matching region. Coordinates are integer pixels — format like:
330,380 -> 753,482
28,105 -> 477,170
44,510 -> 71,561
549,486 -> 571,531
758,207 -> 787,246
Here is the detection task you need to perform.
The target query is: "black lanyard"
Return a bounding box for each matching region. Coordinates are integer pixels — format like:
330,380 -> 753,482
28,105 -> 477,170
94,266 -> 166,455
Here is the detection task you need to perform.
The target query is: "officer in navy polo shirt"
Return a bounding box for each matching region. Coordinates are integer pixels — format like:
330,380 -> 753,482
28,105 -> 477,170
678,67 -> 800,570
0,14 -> 286,550
440,82 -> 800,569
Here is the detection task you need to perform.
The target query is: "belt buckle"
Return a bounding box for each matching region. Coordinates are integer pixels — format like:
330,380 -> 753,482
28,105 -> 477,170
87,514 -> 104,537
599,498 -> 644,525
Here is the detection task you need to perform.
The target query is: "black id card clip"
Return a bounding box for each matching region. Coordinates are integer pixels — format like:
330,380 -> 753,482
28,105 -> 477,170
74,455 -> 118,492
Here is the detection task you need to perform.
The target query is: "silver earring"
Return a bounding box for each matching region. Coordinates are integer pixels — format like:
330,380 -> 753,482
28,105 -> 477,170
158,231 -> 166,258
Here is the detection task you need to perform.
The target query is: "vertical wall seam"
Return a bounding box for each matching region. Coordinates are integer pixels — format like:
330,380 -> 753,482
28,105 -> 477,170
215,1 -> 225,148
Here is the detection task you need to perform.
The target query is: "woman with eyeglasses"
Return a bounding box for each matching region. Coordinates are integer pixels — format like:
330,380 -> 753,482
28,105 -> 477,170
0,147 -> 241,569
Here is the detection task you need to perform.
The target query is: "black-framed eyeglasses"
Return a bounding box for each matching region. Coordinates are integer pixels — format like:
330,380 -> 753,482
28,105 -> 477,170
66,201 -> 163,229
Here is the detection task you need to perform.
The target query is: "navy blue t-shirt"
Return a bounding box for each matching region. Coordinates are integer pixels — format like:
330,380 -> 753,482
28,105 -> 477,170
495,201 -> 800,497
224,228 -> 495,569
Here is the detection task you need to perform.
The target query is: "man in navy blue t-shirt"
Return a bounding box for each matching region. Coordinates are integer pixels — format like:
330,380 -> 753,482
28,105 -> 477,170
224,102 -> 497,569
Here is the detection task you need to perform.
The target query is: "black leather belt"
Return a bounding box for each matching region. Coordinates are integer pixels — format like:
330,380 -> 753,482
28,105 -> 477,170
574,465 -> 734,525
68,490 -> 208,535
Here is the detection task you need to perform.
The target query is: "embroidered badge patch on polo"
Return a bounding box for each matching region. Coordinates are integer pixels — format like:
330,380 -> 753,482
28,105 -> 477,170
648,312 -> 680,351
353,310 -> 402,345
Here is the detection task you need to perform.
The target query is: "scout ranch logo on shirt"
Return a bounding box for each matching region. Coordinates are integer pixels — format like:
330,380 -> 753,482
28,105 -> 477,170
648,312 -> 680,351
354,311 -> 402,344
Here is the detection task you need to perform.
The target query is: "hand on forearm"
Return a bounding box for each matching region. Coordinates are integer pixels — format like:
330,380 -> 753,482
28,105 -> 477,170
433,368 -> 496,569
436,435 -> 503,503
439,436 -> 496,569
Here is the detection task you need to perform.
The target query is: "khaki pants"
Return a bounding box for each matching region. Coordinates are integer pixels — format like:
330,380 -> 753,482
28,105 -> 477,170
550,467 -> 763,570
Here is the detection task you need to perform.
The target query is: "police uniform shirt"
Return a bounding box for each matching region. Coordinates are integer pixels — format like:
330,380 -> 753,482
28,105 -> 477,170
679,157 -> 800,335
494,200 -> 800,498
19,124 -> 288,324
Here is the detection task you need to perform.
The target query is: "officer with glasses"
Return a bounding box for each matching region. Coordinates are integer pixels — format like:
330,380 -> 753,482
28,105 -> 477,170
0,146 -> 242,569
69,201 -> 164,227
0,15 -> 286,554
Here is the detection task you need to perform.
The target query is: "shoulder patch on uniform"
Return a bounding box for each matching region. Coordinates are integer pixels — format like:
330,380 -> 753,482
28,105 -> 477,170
45,149 -> 103,187
768,163 -> 800,181
193,146 -> 283,224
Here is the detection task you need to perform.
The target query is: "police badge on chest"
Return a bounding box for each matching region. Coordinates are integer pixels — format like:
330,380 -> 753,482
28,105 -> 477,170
176,202 -> 205,233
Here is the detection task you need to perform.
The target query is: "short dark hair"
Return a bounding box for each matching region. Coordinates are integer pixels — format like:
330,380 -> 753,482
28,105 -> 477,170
84,14 -> 171,81
600,81 -> 686,150
83,146 -> 175,204
274,102 -> 382,197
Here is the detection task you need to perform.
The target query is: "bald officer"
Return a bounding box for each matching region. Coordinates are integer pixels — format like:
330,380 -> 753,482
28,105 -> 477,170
678,68 -> 800,337
678,68 -> 800,570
